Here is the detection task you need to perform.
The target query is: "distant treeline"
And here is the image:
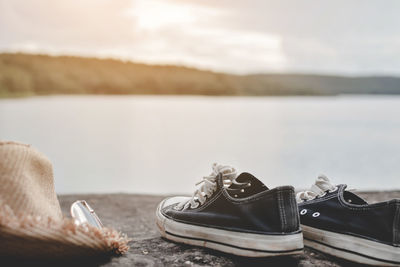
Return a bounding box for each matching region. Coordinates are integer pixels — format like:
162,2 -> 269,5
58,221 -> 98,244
1,53 -> 400,97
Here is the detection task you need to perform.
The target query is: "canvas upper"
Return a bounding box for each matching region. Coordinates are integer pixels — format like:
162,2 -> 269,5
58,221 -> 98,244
298,176 -> 400,247
159,171 -> 301,235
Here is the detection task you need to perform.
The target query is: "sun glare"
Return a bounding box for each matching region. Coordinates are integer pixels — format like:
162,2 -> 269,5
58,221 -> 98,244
129,0 -> 198,30
119,0 -> 287,72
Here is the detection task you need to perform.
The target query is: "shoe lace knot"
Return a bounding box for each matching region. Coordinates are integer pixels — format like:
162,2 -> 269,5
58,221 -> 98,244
296,174 -> 337,203
176,163 -> 237,209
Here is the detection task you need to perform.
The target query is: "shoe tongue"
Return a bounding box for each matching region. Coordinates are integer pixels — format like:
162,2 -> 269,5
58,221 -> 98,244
232,172 -> 268,190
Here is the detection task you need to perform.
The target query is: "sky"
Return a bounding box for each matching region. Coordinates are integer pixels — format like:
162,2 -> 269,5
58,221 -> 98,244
1,0 -> 400,75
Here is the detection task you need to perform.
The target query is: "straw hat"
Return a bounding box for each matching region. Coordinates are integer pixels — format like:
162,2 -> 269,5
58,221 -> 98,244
0,141 -> 129,259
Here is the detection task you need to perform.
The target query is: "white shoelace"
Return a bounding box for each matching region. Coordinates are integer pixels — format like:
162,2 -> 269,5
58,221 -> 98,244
296,174 -> 338,203
176,163 -> 237,210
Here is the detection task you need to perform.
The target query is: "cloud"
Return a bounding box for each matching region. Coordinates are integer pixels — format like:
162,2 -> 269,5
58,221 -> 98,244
0,0 -> 136,50
1,0 -> 400,74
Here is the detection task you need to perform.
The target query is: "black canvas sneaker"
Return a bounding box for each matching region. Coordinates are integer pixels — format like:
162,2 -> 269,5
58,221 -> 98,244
156,163 -> 303,257
297,175 -> 400,266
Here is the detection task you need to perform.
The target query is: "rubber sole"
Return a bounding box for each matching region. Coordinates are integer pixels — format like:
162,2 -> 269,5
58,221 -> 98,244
156,202 -> 304,257
302,224 -> 400,266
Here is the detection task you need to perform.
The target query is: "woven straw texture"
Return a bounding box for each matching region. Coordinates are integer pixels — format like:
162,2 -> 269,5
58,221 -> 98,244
0,141 -> 129,258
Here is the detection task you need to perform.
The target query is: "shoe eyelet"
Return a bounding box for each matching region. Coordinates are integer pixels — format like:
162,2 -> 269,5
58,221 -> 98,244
300,209 -> 307,215
234,194 -> 238,198
312,212 -> 320,217
247,183 -> 251,186
240,189 -> 245,193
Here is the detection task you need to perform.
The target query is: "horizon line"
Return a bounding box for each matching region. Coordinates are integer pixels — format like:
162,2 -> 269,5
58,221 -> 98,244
2,50 -> 400,79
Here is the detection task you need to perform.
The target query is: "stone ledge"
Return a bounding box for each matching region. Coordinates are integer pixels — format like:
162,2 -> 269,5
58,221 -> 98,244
6,191 -> 399,266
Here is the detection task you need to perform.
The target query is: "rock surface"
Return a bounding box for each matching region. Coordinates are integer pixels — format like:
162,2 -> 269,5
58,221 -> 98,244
58,191 -> 399,267
5,191 -> 399,266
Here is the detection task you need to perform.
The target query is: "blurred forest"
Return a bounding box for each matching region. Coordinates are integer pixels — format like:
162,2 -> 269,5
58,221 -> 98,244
1,53 -> 400,97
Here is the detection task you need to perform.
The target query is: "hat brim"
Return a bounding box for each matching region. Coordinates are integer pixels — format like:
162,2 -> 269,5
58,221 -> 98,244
0,205 -> 130,259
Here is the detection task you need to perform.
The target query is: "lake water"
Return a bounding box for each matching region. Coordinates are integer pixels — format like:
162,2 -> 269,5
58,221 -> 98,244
1,95 -> 400,195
